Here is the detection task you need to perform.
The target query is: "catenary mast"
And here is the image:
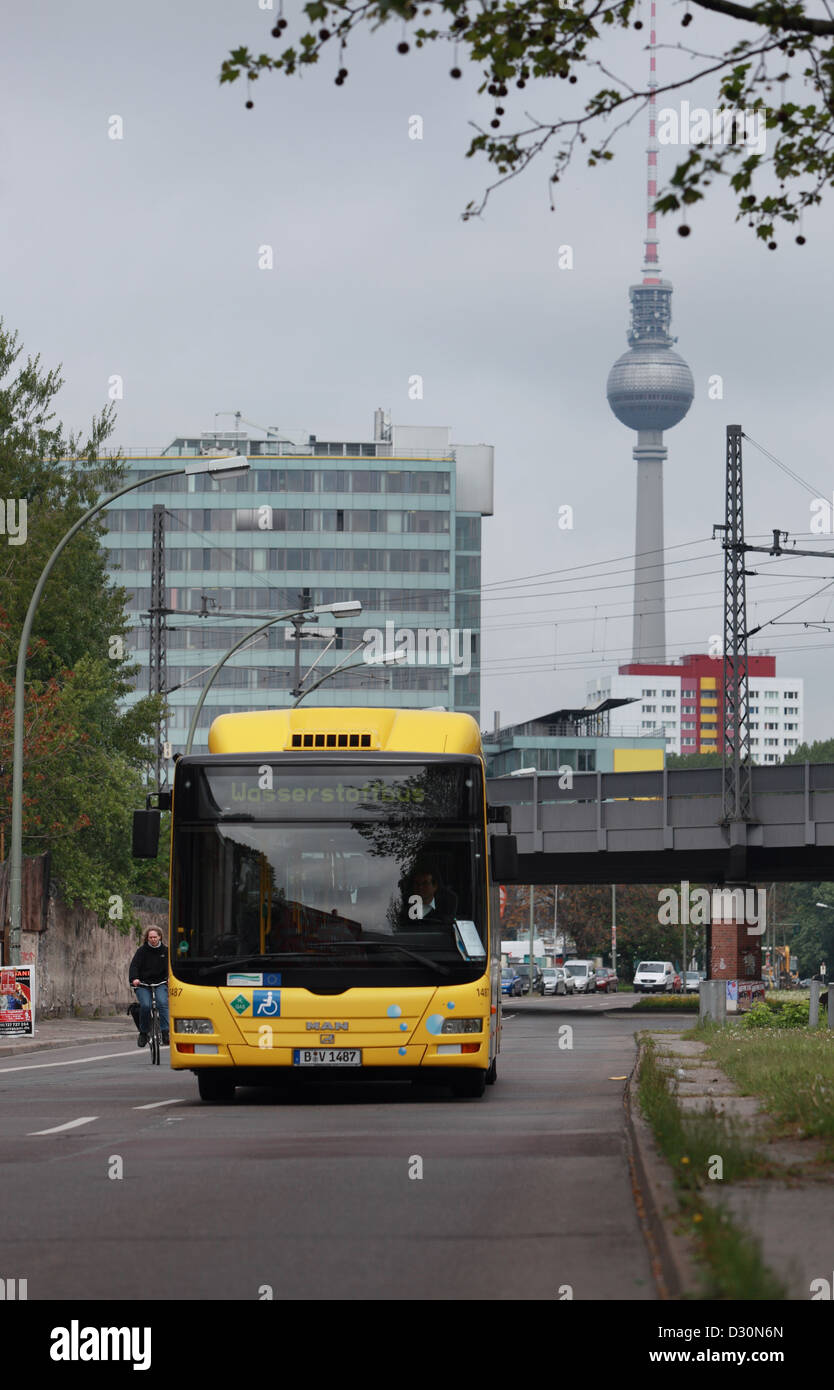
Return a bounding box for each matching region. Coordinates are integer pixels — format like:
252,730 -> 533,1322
606,1 -> 694,662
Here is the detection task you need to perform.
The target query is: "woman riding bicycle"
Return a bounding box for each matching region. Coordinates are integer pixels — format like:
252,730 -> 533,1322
129,927 -> 170,1047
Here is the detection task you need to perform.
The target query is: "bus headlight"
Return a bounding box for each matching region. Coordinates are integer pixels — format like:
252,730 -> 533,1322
174,1018 -> 214,1034
441,1018 -> 482,1033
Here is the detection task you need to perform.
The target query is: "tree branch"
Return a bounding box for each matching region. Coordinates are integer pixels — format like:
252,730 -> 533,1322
692,0 -> 834,35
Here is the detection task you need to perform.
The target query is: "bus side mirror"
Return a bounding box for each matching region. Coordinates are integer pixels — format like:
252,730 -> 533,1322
133,809 -> 161,859
490,834 -> 518,883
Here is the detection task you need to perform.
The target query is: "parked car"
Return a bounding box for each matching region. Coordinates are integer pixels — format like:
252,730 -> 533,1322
633,960 -> 676,993
684,971 -> 702,993
593,967 -> 619,994
562,959 -> 597,995
515,965 -> 543,995
539,966 -> 573,996
501,967 -> 523,997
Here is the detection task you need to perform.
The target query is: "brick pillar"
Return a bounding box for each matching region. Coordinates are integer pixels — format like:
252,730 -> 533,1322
709,886 -> 764,981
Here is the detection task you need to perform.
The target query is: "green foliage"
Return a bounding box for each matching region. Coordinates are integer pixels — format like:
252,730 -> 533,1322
632,994 -> 699,1011
744,999 -> 809,1028
768,879 -> 834,978
221,1 -> 834,244
783,737 -> 834,764
0,320 -> 166,919
666,751 -> 723,770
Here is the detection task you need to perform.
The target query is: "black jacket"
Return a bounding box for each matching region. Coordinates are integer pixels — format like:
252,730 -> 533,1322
128,942 -> 169,986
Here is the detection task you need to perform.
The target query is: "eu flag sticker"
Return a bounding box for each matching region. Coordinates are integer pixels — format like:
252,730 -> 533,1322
253,989 -> 281,1017
263,972 -> 282,988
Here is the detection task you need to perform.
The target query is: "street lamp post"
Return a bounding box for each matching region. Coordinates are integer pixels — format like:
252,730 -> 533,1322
8,455 -> 249,965
184,601 -> 363,753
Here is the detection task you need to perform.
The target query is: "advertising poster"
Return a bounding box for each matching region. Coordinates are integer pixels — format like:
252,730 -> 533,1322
725,978 -> 766,1014
0,967 -> 34,1038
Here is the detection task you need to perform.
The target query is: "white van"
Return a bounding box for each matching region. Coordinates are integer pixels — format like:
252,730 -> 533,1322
562,959 -> 596,995
633,960 -> 675,993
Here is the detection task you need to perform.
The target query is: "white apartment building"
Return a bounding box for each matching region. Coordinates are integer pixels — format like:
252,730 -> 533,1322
587,655 -> 803,762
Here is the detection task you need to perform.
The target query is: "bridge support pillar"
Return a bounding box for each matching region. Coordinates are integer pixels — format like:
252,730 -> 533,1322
708,886 -> 764,1016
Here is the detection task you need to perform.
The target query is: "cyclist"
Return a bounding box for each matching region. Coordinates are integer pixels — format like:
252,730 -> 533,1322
129,927 -> 170,1047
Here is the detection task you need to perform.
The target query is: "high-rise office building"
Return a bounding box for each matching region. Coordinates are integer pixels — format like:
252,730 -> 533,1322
100,413 -> 493,754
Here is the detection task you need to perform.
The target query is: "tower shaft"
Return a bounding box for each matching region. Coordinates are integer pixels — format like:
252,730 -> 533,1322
632,431 -> 667,662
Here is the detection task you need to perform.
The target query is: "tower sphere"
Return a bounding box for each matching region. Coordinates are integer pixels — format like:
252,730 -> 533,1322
606,344 -> 694,433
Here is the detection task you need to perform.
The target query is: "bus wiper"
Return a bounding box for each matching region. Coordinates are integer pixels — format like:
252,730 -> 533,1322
197,953 -> 308,978
331,941 -> 450,976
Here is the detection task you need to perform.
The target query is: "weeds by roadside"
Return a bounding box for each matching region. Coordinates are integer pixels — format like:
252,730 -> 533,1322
638,1039 -> 787,1299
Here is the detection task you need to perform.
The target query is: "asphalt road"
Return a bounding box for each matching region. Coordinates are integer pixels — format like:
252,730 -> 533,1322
0,999 -> 685,1301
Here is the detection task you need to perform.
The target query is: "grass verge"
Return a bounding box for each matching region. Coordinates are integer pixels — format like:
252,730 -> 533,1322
695,1019 -> 834,1148
637,1039 -> 787,1299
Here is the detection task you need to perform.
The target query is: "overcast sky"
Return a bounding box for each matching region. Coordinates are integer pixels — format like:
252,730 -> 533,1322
3,0 -> 833,738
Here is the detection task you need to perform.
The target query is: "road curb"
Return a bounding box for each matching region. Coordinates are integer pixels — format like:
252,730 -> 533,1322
0,1030 -> 135,1058
624,1038 -> 702,1301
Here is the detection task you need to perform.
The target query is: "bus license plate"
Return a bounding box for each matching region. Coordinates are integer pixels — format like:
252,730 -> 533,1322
293,1049 -> 362,1066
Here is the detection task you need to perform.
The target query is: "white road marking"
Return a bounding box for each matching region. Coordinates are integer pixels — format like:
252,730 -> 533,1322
28,1116 -> 98,1135
0,1050 -> 139,1075
133,1098 -> 185,1110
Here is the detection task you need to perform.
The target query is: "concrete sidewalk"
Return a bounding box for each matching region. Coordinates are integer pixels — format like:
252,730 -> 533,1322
631,1029 -> 834,1300
0,1016 -> 136,1058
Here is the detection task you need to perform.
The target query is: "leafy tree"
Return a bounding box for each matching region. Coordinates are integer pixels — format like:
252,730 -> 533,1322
783,737 -> 834,763
220,0 -> 834,245
666,751 -> 723,770
768,878 -> 834,976
0,323 -> 166,919
500,879 -> 694,973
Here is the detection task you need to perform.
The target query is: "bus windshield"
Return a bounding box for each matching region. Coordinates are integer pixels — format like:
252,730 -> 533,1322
170,759 -> 488,988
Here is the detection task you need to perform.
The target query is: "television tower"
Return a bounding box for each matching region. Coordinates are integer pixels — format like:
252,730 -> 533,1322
606,0 -> 694,662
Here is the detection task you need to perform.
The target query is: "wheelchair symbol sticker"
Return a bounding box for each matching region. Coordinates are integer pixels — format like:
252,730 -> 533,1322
253,989 -> 281,1017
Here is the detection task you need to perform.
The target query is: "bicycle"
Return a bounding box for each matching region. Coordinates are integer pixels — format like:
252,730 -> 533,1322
137,981 -> 164,1066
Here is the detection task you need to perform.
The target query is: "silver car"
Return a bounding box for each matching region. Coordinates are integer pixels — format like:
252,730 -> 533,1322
541,967 -> 573,996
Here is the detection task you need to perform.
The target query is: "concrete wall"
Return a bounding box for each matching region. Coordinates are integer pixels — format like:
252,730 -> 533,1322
19,880 -> 168,1018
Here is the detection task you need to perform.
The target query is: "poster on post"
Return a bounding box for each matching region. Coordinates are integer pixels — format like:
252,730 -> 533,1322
0,967 -> 34,1038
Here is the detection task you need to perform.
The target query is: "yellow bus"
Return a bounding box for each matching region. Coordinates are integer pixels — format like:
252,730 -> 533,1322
134,707 -> 516,1102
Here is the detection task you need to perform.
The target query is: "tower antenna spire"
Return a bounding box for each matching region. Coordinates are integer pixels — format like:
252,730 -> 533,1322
643,0 -> 661,282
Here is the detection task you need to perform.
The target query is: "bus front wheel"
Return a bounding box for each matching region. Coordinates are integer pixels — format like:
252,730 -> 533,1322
197,1071 -> 236,1103
450,1069 -> 487,1099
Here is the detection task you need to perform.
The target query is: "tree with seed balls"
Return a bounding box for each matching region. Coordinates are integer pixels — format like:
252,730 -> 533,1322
221,0 -> 833,248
